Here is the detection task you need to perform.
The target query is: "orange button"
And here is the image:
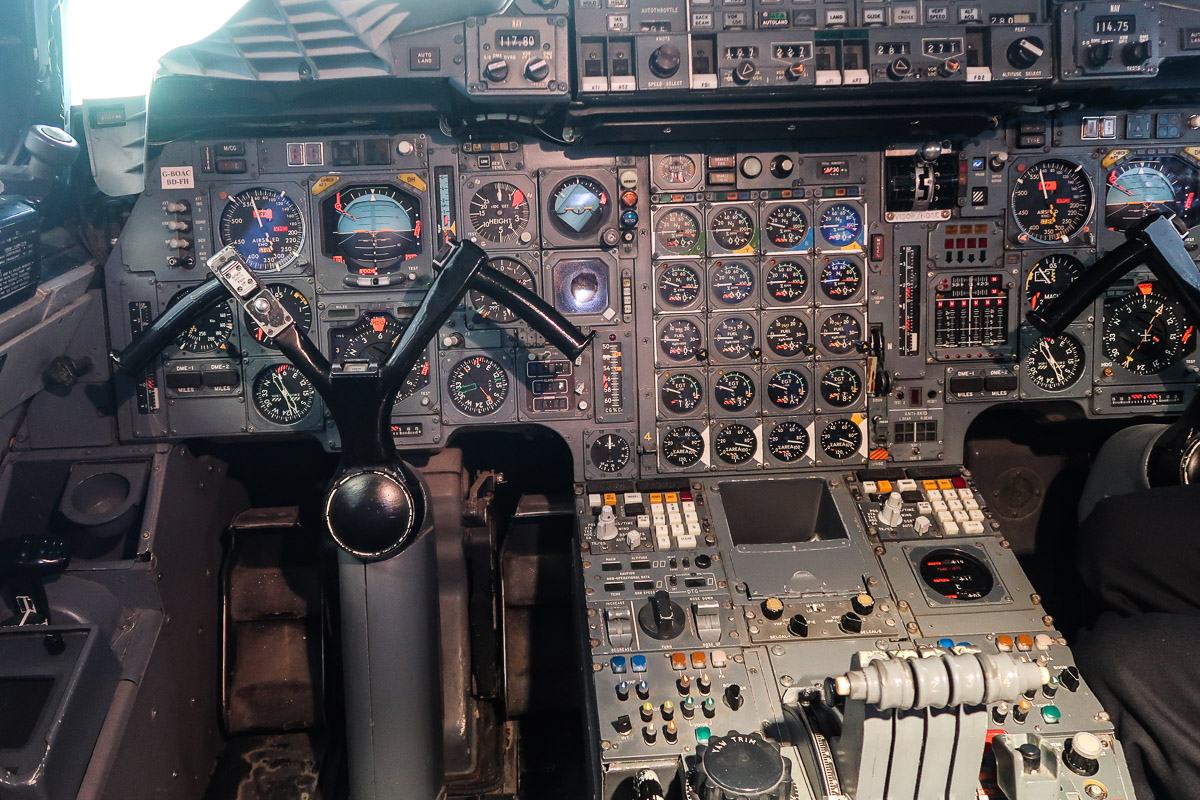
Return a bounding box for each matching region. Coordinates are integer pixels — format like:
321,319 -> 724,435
620,190 -> 638,207
1016,634 -> 1034,651
671,653 -> 687,670
923,480 -> 939,491
997,635 -> 1014,652
937,479 -> 954,490
649,493 -> 663,504
603,493 -> 617,507
665,492 -> 679,503
877,480 -> 893,493
691,652 -> 707,669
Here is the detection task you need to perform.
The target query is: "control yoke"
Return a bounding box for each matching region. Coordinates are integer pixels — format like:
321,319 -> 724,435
1028,212 -> 1200,486
110,241 -> 594,560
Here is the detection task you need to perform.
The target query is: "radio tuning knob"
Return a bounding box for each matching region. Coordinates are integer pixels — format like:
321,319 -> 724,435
732,60 -> 757,85
887,56 -> 912,80
483,58 -> 510,82
648,43 -> 681,79
524,57 -> 551,82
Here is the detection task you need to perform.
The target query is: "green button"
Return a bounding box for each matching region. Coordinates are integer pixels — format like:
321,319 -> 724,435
1041,705 -> 1061,724
695,726 -> 711,744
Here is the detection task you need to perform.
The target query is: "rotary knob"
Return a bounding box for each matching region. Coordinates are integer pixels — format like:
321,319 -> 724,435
524,57 -> 551,82
648,43 -> 682,79
1006,36 -> 1044,70
887,56 -> 912,80
693,732 -> 792,800
483,58 -> 510,83
638,590 -> 686,640
732,60 -> 757,85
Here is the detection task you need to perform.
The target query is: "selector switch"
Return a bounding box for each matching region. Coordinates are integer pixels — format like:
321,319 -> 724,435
648,43 -> 682,79
838,611 -> 864,634
851,593 -> 875,616
525,57 -> 551,82
606,607 -> 634,648
761,597 -> 784,620
723,684 -> 744,711
596,505 -> 618,540
732,60 -> 757,85
877,492 -> 904,527
1006,37 -> 1044,70
483,58 -> 510,83
1122,40 -> 1152,67
694,601 -> 723,644
787,613 -> 809,638
639,590 -> 686,640
1064,732 -> 1103,776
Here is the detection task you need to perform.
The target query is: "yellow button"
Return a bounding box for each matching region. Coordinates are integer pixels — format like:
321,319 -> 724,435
923,480 -> 939,490
603,493 -> 617,507
937,479 -> 954,490
877,480 -> 893,493
665,492 -> 679,503
649,493 -> 663,504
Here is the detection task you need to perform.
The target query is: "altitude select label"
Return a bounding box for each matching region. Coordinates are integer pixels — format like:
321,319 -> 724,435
160,166 -> 195,190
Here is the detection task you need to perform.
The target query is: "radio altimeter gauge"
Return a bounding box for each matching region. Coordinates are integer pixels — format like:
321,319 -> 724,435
252,364 -> 316,424
468,182 -> 531,244
1025,333 -> 1085,391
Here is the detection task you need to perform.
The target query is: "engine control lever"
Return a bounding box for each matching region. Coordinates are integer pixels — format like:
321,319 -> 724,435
1028,212 -> 1200,338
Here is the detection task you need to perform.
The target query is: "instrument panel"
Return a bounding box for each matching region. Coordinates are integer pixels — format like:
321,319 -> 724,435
105,107 -> 1200,477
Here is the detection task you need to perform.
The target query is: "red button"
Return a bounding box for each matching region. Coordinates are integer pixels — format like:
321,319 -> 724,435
680,491 -> 693,502
951,476 -> 968,489
620,190 -> 638,207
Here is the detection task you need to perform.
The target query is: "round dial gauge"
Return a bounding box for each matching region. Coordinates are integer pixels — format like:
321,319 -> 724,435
468,182 -> 531,243
244,283 -> 312,349
657,263 -> 702,308
766,369 -> 808,410
396,359 -> 432,402
819,365 -> 862,407
714,423 -> 757,465
1105,156 -> 1200,231
330,313 -> 433,397
252,364 -> 316,424
655,208 -> 701,254
819,258 -> 863,301
469,258 -> 536,323
765,260 -> 808,303
712,317 -> 756,360
218,188 -> 306,271
765,315 -> 808,357
590,433 -> 632,473
1102,285 -> 1196,374
818,204 -> 863,248
919,548 -> 994,601
662,425 -> 705,468
659,318 -> 703,361
1025,332 -> 1086,391
818,312 -> 863,355
660,373 -> 703,414
1025,254 -> 1084,314
767,421 -> 809,462
656,155 -> 697,186
819,418 -> 863,460
1011,159 -> 1094,245
548,175 -> 610,238
447,355 -> 510,416
326,185 -> 421,272
713,371 -> 755,412
169,289 -> 234,353
709,207 -> 755,251
711,261 -> 755,305
764,205 -> 809,250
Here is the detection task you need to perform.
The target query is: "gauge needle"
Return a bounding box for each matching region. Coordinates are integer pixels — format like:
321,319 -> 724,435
1109,179 -> 1134,197
334,193 -> 359,221
1039,168 -> 1050,202
273,372 -> 299,414
1039,340 -> 1066,382
251,195 -> 265,229
1127,305 -> 1165,364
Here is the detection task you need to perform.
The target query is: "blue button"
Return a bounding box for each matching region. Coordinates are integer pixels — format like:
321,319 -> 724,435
631,655 -> 648,672
611,656 -> 627,674
957,641 -> 971,648
972,157 -> 986,170
620,210 -> 639,228
937,638 -> 955,648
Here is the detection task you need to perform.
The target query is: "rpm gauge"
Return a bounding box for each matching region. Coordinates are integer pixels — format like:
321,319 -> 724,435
1105,156 -> 1200,231
590,433 -> 632,473
662,425 -> 705,468
1102,284 -> 1196,374
169,288 -> 234,353
709,207 -> 756,252
655,208 -> 702,254
765,260 -> 808,303
1011,159 -> 1093,245
711,261 -> 755,305
767,421 -> 809,463
219,188 -> 306,271
468,181 -> 531,244
819,418 -> 863,460
324,185 -> 422,273
252,364 -> 316,425
714,423 -> 757,465
1025,254 -> 1084,314
657,263 -> 703,308
447,355 -> 510,416
818,203 -> 863,248
244,283 -> 312,349
469,258 -> 536,323
764,205 -> 809,250
819,258 -> 863,301
1025,332 -> 1085,391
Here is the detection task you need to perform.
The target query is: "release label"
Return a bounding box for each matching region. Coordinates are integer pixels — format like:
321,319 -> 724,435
160,166 -> 195,190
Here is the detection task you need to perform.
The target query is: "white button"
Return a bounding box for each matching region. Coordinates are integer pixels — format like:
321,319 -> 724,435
916,501 -> 933,515
711,649 -> 727,667
962,521 -> 985,535
670,525 -> 685,538
668,512 -> 683,526
937,511 -> 954,522
969,509 -> 985,521
684,510 -> 699,524
588,493 -> 602,508
666,502 -> 680,514
862,481 -> 878,493
656,532 -> 672,550
958,488 -> 974,500
676,534 -> 698,549
898,479 -> 918,491
964,498 -> 979,510
927,489 -> 942,501
687,522 -> 702,537
637,514 -> 650,527
932,500 -> 948,512
1035,634 -> 1054,651
953,510 -> 969,523
624,492 -> 643,505
653,513 -> 666,526
682,501 -> 697,513
947,498 -> 964,511
942,520 -> 960,535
